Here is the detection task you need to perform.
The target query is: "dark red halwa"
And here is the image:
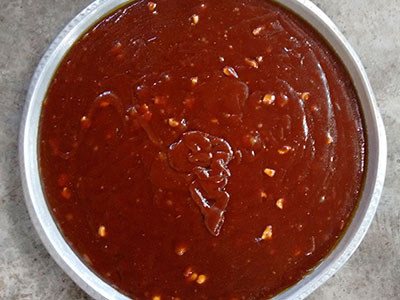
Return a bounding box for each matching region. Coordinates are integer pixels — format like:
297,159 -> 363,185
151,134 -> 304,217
39,0 -> 366,299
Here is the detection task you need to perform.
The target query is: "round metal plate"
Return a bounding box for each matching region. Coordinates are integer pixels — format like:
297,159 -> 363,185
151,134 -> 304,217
19,1 -> 387,299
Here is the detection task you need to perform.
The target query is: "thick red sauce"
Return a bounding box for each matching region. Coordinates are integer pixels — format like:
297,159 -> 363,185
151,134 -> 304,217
39,0 -> 366,299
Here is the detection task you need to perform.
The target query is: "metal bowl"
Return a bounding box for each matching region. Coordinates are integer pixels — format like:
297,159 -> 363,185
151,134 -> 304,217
19,0 -> 387,299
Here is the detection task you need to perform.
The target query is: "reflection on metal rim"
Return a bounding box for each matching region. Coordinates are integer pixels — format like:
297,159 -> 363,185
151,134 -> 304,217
19,0 -> 387,299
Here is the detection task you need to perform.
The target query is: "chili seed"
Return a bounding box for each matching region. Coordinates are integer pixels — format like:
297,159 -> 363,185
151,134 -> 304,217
263,168 -> 276,177
168,118 -> 180,127
278,145 -> 292,154
252,27 -> 263,36
263,93 -> 275,105
245,58 -> 259,69
175,243 -> 187,256
223,66 -> 238,78
80,116 -> 91,128
61,187 -> 71,200
301,92 -> 310,101
276,198 -> 284,209
196,274 -> 207,284
262,225 -> 273,240
191,77 -> 198,85
326,133 -> 333,144
148,2 -> 157,12
188,273 -> 198,281
191,14 -> 199,25
98,225 -> 107,237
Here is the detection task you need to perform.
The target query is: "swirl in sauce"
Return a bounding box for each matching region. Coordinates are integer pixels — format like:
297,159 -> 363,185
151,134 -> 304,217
167,131 -> 233,236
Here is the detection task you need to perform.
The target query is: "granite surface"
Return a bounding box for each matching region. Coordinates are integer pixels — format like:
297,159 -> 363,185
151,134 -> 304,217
0,0 -> 399,299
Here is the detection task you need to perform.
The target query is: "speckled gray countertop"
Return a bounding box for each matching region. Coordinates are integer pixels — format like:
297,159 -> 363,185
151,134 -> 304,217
0,0 -> 399,299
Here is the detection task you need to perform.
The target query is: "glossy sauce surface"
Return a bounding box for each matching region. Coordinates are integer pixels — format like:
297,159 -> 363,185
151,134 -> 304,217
39,0 -> 366,299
